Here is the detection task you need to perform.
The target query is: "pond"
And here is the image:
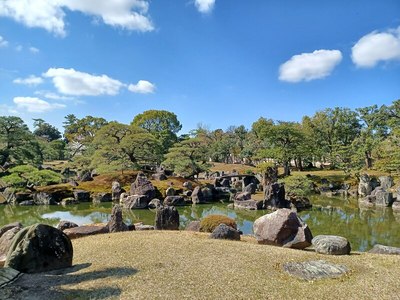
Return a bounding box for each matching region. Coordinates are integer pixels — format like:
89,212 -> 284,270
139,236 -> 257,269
1,195 -> 400,252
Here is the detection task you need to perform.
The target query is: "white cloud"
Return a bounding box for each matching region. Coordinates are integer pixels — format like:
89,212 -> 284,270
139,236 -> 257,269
15,45 -> 22,51
0,35 -> 8,47
279,49 -> 342,82
0,104 -> 19,115
128,80 -> 156,94
13,97 -> 65,113
43,68 -> 124,96
0,0 -> 154,37
13,75 -> 44,86
29,46 -> 39,53
35,91 -> 73,101
194,0 -> 215,13
351,26 -> 400,68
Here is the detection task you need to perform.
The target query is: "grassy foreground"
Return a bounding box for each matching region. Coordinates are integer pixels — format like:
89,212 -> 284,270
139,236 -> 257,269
3,231 -> 400,300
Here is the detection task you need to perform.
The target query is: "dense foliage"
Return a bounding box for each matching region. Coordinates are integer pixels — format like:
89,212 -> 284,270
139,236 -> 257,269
1,101 -> 400,178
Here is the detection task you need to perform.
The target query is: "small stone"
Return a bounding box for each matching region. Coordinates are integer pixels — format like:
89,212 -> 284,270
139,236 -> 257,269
56,221 -> 78,231
185,221 -> 201,232
155,206 -> 180,230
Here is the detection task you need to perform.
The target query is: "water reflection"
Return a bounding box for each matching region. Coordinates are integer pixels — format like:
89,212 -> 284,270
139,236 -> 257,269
1,196 -> 400,252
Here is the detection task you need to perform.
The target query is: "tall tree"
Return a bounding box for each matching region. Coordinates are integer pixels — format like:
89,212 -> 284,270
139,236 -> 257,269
0,116 -> 42,166
33,118 -> 62,141
132,110 -> 182,154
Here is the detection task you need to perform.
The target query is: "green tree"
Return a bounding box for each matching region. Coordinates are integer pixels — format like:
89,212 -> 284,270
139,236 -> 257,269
91,122 -> 161,173
132,110 -> 182,154
163,137 -> 210,178
0,116 -> 42,167
63,114 -> 108,157
33,118 -> 62,141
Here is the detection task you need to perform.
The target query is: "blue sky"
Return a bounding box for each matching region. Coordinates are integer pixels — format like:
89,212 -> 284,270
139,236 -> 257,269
0,0 -> 399,133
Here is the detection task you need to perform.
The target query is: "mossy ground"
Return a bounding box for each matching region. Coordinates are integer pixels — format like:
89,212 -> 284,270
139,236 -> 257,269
2,231 -> 399,300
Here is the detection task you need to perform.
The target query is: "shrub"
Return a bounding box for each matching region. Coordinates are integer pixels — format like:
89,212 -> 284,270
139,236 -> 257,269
280,175 -> 313,197
8,165 -> 38,174
26,170 -> 63,186
1,165 -> 62,188
2,173 -> 27,188
199,214 -> 237,233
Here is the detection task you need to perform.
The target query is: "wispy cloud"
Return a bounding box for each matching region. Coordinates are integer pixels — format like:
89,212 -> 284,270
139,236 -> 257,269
352,26 -> 400,68
29,46 -> 40,54
0,35 -> 8,47
279,49 -> 342,82
0,0 -> 154,37
13,75 -> 44,86
13,96 -> 66,113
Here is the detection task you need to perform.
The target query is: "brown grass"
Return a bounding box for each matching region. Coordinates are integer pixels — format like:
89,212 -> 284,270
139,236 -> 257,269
3,231 -> 400,299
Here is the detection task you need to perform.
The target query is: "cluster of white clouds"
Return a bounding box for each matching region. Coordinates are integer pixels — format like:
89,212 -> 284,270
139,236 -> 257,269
0,0 -> 154,36
9,68 -> 156,114
279,26 -> 400,83
0,0 -> 213,37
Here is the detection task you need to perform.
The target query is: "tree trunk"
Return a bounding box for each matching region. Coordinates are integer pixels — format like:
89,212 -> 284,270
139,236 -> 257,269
365,151 -> 372,169
297,157 -> 303,171
283,161 -> 291,176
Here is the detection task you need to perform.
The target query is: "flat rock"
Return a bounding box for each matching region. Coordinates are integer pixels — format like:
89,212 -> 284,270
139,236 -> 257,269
210,224 -> 241,241
368,244 -> 400,255
63,224 -> 108,239
283,260 -> 349,281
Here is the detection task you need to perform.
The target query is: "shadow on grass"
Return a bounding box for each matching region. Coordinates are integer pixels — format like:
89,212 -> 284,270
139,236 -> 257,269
0,266 -> 138,300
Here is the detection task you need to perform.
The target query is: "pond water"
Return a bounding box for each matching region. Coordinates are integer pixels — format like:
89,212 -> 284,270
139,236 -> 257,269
1,195 -> 400,252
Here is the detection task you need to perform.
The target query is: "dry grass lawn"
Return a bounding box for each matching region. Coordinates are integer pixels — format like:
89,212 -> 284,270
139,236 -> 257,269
3,231 -> 399,300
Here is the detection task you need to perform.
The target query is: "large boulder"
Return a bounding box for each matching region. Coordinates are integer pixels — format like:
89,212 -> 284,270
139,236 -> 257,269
264,183 -> 290,209
32,192 -> 57,205
154,206 -> 180,230
392,201 -> 400,212
233,199 -> 263,210
375,189 -> 394,207
5,224 -> 73,273
163,196 -> 185,206
244,183 -> 256,194
358,174 -> 373,197
253,208 -> 312,249
312,235 -> 351,255
130,173 -> 156,201
192,186 -> 206,204
107,204 -> 128,233
165,187 -> 175,196
210,224 -> 241,241
148,198 -> 162,209
368,244 -> 400,255
121,195 -> 150,209
92,192 -> 112,203
0,222 -> 23,239
233,192 -> 251,201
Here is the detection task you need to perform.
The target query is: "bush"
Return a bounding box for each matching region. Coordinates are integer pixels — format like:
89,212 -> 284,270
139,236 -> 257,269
199,214 -> 237,233
280,175 -> 313,197
27,170 -> 63,186
2,173 -> 27,188
8,165 -> 38,175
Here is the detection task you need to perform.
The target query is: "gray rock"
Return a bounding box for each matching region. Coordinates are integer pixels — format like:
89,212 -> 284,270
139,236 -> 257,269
283,260 -> 349,281
130,172 -> 156,201
358,174 -> 372,197
210,224 -> 240,241
163,196 -> 185,206
183,190 -> 192,197
233,199 -> 263,210
220,178 -> 231,187
375,190 -> 394,207
183,181 -> 193,190
201,186 -> 214,202
264,183 -> 289,209
312,235 -> 351,255
56,221 -> 78,231
19,200 -> 35,206
244,183 -> 256,194
192,186 -> 206,204
135,224 -> 155,230
233,191 -> 251,201
107,204 -> 128,233
185,221 -> 201,232
152,172 -> 167,181
122,195 -> 150,209
392,201 -> 400,212
378,176 -> 394,190
148,198 -> 162,209
368,244 -> 400,255
73,190 -> 90,202
155,206 -> 180,230
112,181 -> 122,201
253,209 -> 312,249
32,192 -> 56,205
5,224 -> 73,273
